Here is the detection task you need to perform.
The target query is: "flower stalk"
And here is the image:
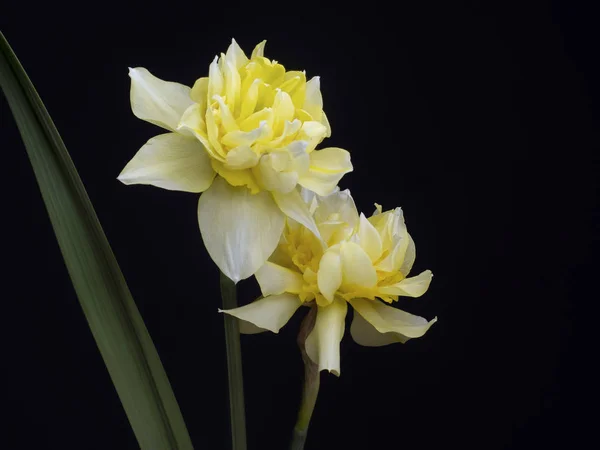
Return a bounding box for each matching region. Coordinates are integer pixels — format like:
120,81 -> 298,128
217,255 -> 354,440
220,271 -> 247,450
290,304 -> 320,450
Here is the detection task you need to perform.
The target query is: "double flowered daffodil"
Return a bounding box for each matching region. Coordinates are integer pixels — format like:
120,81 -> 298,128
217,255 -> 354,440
118,39 -> 352,282
221,189 -> 437,376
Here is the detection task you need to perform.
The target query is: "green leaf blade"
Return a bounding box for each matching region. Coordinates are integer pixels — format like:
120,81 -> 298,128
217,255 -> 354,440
0,31 -> 193,450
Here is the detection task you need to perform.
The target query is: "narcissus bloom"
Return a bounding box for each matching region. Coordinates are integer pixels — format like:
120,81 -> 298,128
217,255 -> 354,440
221,189 -> 437,375
118,39 -> 352,282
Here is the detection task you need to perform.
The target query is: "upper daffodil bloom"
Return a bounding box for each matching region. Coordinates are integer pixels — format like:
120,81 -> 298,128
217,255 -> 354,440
118,39 -> 352,282
221,189 -> 437,376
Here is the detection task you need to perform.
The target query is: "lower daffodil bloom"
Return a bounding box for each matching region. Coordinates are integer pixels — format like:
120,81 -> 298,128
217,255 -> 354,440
221,189 -> 437,376
117,39 -> 352,283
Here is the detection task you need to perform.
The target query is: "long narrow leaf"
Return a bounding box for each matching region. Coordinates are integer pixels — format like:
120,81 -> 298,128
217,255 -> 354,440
0,31 -> 193,450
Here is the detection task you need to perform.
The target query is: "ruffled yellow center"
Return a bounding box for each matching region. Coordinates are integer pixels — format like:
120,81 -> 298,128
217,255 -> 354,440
179,41 -> 330,194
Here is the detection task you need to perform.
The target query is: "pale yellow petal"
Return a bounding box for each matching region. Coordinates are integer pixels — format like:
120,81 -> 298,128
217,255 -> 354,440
224,146 -> 259,170
255,261 -> 304,295
221,121 -> 268,148
317,246 -> 342,304
350,298 -> 437,344
118,133 -> 215,192
190,77 -> 209,109
303,76 -> 323,121
251,40 -> 267,59
358,213 -> 383,261
298,147 -> 353,196
254,153 -> 299,193
305,298 -> 347,376
272,188 -> 322,241
399,234 -> 416,276
207,55 -> 224,99
177,103 -> 217,159
340,241 -> 377,288
378,270 -> 433,297
297,121 -> 328,152
205,105 -> 226,158
225,38 -> 249,70
213,95 -> 239,133
219,293 -> 302,333
350,309 -> 410,346
129,67 -> 194,132
198,177 -> 285,282
321,110 -> 332,137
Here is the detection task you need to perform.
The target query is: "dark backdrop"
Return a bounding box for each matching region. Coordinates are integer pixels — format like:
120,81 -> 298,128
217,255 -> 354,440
1,2 -> 596,449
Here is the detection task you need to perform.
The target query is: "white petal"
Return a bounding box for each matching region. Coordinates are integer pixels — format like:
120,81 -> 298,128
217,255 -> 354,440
378,270 -> 433,297
225,38 -> 249,70
129,67 -> 194,132
350,298 -> 437,345
317,245 -> 342,303
305,298 -> 348,376
198,177 -> 285,282
255,261 -> 304,295
219,294 -> 302,333
340,242 -> 377,288
314,189 -> 359,229
118,133 -> 215,192
272,188 -> 322,241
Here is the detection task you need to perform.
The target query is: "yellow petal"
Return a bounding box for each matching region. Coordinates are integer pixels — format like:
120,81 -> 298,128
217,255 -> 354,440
255,261 -> 304,295
349,298 -> 437,344
211,160 -> 261,193
272,90 -> 295,133
128,67 -> 194,132
225,146 -> 260,170
118,133 -> 215,192
305,298 -> 348,376
220,293 -> 302,333
340,241 -> 377,288
213,95 -> 239,133
317,246 -> 342,303
221,121 -> 268,148
303,76 -> 323,122
378,270 -> 433,297
239,78 -> 261,120
198,177 -> 285,282
205,105 -> 226,158
272,188 -> 322,241
358,213 -> 383,261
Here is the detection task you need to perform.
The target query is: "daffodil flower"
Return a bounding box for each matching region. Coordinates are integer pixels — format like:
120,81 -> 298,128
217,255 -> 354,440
118,39 -> 352,282
221,189 -> 437,375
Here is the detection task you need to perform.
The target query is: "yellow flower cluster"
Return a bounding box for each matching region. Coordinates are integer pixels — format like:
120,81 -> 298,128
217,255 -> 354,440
119,39 -> 436,375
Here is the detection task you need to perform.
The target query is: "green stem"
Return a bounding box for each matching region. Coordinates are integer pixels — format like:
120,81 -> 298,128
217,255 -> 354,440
290,305 -> 320,450
220,271 -> 247,450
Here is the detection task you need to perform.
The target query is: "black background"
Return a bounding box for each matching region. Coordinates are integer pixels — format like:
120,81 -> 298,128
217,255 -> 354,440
1,2 -> 597,449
